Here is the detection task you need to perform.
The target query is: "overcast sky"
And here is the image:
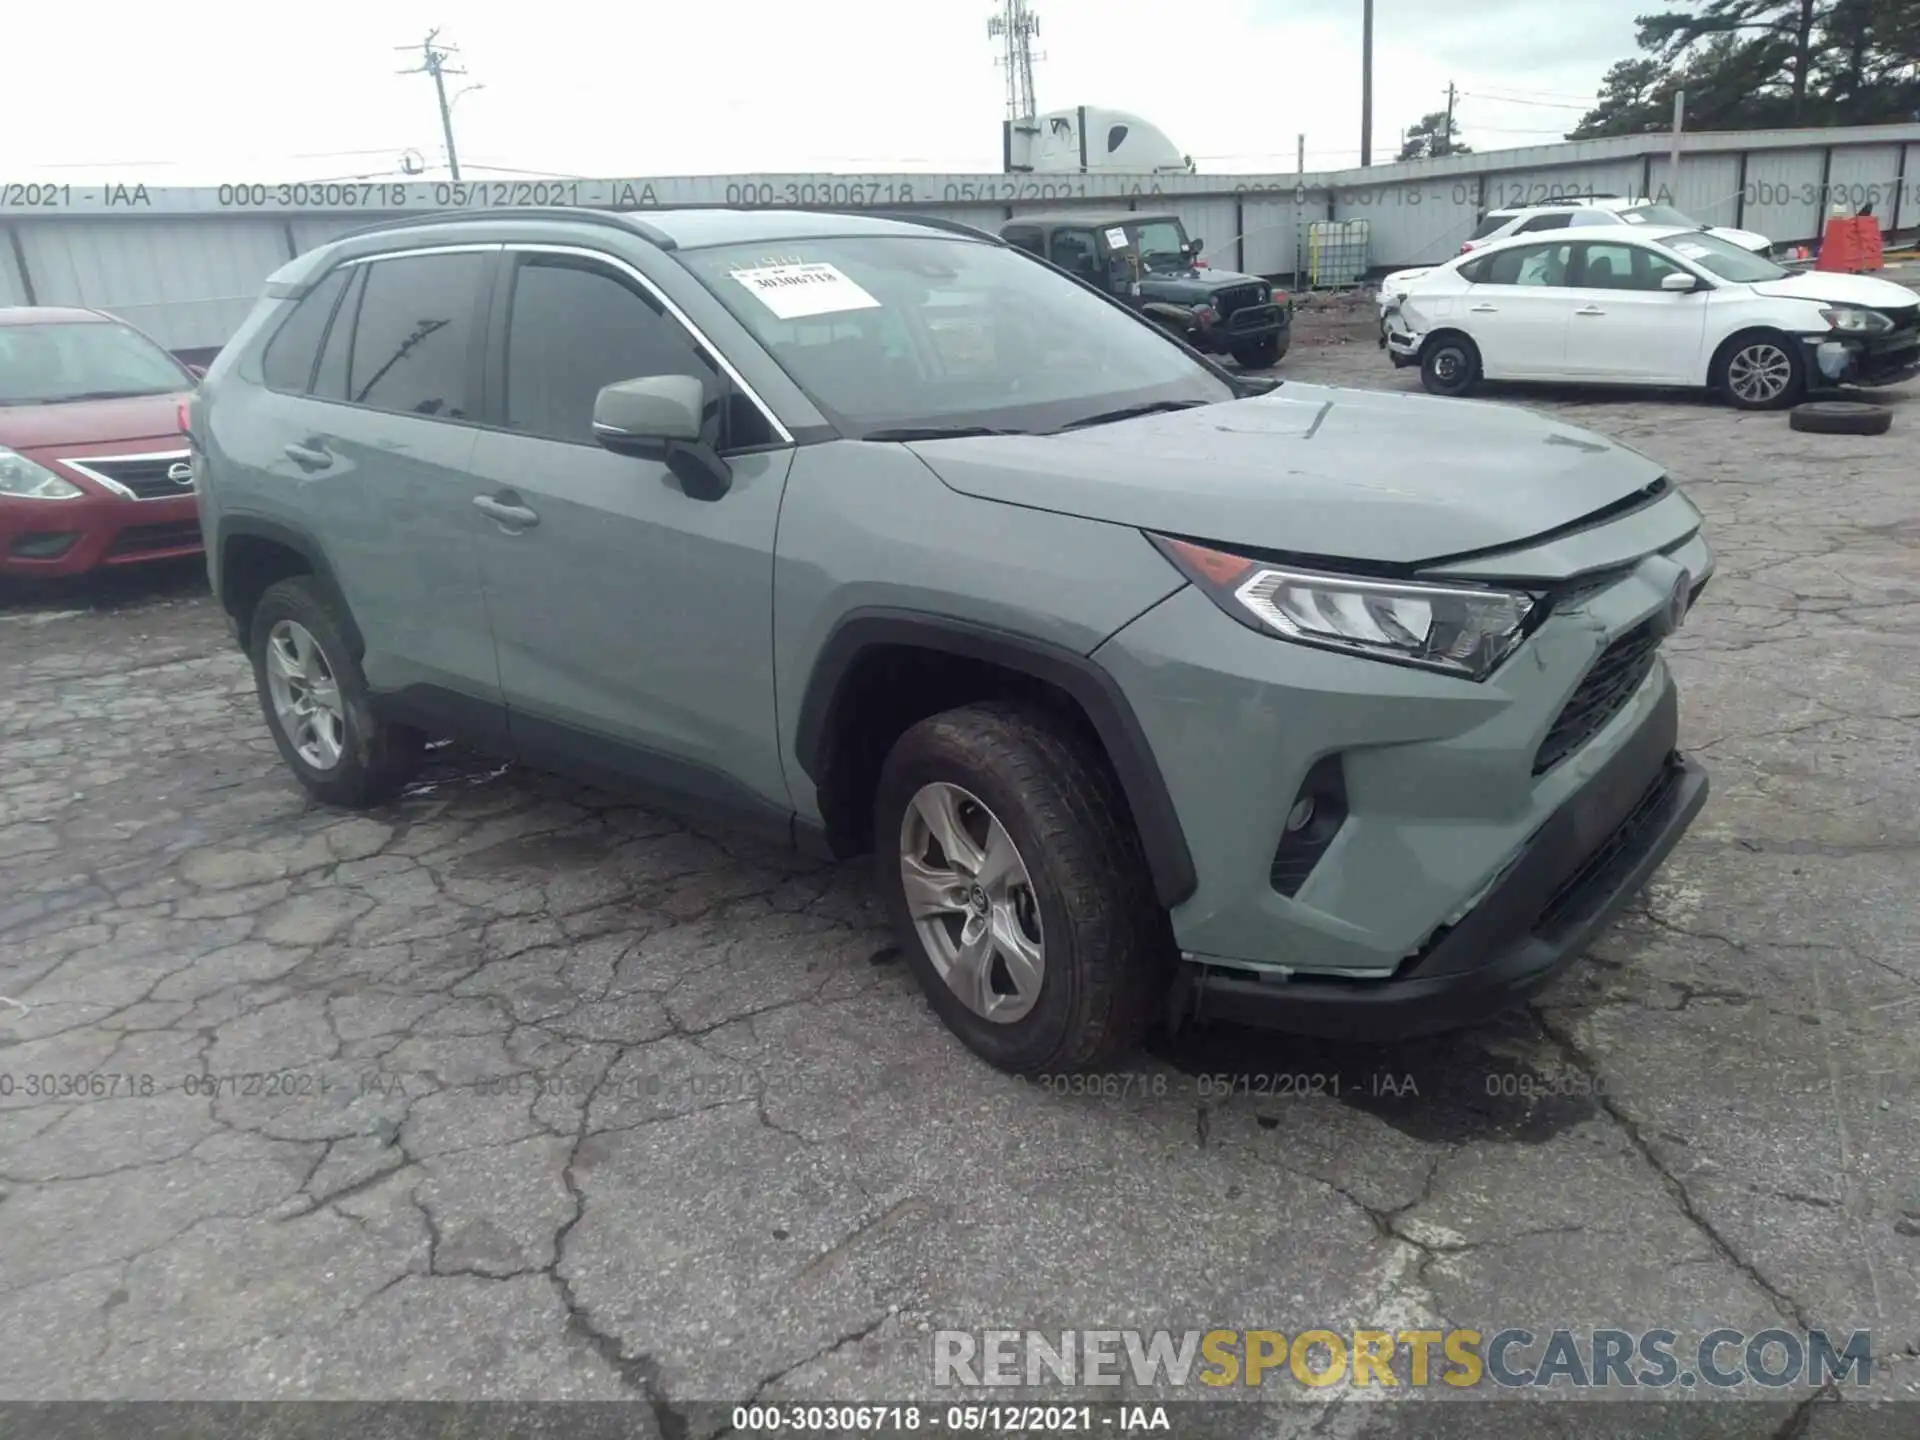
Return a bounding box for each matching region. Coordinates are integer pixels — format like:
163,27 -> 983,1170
4,0 -> 1641,184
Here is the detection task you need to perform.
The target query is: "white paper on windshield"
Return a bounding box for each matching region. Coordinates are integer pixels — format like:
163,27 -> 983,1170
1671,241 -> 1710,259
729,262 -> 881,320
1105,227 -> 1130,249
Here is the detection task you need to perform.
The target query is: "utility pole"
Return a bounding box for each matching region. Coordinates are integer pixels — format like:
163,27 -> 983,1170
1667,89 -> 1685,199
1360,0 -> 1375,166
1297,134 -> 1305,173
1442,82 -> 1457,158
398,29 -> 467,182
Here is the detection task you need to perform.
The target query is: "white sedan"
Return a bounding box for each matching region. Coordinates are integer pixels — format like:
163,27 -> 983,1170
1383,223 -> 1920,409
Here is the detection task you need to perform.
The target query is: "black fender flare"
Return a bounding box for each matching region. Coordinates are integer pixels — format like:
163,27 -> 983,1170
793,608 -> 1198,909
214,513 -> 364,658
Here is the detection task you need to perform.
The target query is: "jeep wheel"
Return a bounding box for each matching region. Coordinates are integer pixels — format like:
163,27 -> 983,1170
250,577 -> 423,808
1420,334 -> 1481,398
1233,335 -> 1283,369
874,702 -> 1167,1075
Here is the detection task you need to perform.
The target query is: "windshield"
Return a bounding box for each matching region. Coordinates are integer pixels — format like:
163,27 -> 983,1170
1620,203 -> 1700,228
677,234 -> 1235,435
1130,219 -> 1192,272
1659,231 -> 1790,283
0,320 -> 193,405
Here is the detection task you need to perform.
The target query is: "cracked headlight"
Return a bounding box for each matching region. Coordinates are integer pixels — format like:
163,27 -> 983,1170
0,446 -> 83,500
1151,534 -> 1541,681
1819,305 -> 1893,334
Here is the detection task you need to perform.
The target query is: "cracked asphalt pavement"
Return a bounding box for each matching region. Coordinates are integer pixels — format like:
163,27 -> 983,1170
1,311 -> 1915,1437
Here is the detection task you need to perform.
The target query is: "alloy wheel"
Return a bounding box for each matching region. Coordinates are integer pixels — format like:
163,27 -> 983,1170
265,619 -> 346,771
1727,342 -> 1793,404
897,781 -> 1045,1024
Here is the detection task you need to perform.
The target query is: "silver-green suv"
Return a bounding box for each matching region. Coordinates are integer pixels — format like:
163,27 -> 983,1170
191,206 -> 1711,1075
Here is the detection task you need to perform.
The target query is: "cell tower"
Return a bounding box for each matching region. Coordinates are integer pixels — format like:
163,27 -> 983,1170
988,0 -> 1043,124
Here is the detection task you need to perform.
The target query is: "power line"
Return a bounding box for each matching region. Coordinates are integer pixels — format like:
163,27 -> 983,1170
396,29 -> 469,182
1462,91 -> 1591,110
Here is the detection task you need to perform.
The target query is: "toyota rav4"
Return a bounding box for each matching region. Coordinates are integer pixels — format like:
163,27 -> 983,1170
191,206 -> 1711,1076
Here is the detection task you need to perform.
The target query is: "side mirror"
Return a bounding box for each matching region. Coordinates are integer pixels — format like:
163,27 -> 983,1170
1660,271 -> 1703,293
592,374 -> 732,498
593,374 -> 703,445
1188,237 -> 1204,254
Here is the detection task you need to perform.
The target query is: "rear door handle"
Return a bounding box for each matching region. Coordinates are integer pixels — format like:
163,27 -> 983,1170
473,495 -> 540,529
1575,305 -> 1606,316
284,442 -> 333,469
1469,303 -> 1498,312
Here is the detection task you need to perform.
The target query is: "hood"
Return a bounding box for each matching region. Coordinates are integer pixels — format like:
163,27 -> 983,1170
0,392 -> 189,452
1748,269 -> 1918,310
1139,264 -> 1268,295
905,383 -> 1666,566
1381,267 -> 1433,300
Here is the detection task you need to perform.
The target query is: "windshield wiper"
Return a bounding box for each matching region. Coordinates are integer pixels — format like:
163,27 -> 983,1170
1054,399 -> 1211,432
861,424 -> 1030,442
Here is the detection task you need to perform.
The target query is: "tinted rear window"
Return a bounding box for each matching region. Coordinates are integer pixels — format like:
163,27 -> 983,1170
1468,213 -> 1513,240
345,252 -> 485,420
261,268 -> 349,395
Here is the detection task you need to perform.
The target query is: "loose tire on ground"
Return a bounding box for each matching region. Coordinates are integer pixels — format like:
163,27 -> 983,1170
1419,333 -> 1481,399
1788,400 -> 1893,435
874,701 -> 1169,1076
249,576 -> 424,808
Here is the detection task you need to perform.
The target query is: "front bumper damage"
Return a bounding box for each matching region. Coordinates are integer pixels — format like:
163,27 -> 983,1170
1169,680 -> 1708,1040
1805,330 -> 1920,390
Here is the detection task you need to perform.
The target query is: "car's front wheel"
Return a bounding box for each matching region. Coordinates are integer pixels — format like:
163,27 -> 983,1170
249,577 -> 423,808
874,702 -> 1168,1076
1233,335 -> 1283,369
1420,333 -> 1481,398
1714,330 -> 1806,410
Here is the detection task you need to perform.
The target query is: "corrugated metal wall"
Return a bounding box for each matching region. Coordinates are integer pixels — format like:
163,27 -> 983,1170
5,125 -> 1916,354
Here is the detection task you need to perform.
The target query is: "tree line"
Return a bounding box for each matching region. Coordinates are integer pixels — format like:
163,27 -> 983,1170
1569,1 -> 1920,138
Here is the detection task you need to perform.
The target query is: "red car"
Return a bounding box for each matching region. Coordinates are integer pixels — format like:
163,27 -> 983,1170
0,306 -> 203,578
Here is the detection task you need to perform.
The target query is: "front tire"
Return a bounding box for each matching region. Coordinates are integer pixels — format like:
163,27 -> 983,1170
1714,330 -> 1806,411
874,702 -> 1168,1076
1233,335 -> 1283,369
1420,333 -> 1481,398
249,577 -> 423,808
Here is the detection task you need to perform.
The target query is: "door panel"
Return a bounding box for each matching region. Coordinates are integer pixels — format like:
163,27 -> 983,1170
1559,241 -> 1709,384
240,248 -> 505,737
1459,240 -> 1578,379
468,250 -> 795,818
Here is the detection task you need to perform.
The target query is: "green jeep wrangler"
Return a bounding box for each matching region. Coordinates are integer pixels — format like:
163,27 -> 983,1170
1001,210 -> 1292,369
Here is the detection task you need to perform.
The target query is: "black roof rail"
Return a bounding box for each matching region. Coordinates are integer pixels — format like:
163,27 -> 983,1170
332,206 -> 678,250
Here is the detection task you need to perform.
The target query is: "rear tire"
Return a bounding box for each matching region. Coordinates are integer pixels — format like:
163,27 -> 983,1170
249,577 -> 423,808
1420,333 -> 1481,398
874,702 -> 1168,1076
1714,330 -> 1806,411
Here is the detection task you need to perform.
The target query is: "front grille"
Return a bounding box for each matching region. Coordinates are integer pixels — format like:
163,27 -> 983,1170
1212,284 -> 1263,316
1532,618 -> 1662,775
1535,759 -> 1684,937
108,521 -> 202,556
70,453 -> 194,500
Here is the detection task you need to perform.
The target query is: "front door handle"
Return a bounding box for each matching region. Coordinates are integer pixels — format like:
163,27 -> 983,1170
473,495 -> 540,529
1469,303 -> 1498,312
1575,305 -> 1606,316
284,442 -> 333,469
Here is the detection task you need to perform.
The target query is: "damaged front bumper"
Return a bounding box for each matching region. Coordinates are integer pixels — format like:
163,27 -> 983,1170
1806,331 -> 1920,390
